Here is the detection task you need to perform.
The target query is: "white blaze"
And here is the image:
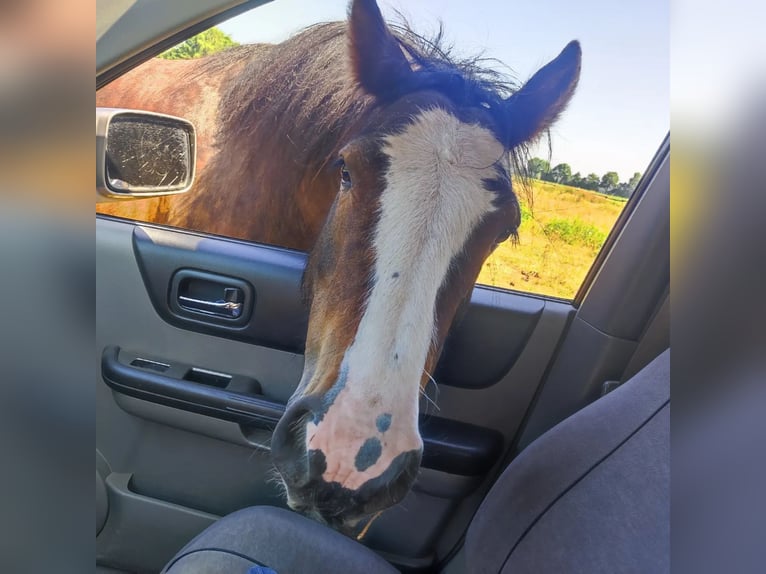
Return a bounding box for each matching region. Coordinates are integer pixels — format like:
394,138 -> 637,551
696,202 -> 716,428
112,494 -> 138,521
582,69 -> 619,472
306,108 -> 504,489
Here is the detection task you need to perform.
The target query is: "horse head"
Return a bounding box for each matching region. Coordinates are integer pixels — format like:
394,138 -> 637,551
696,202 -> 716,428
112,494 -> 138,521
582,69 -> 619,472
271,0 -> 581,535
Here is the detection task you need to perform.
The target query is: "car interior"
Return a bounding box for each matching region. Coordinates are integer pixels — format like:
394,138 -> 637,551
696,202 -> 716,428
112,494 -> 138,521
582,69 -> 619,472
96,1 -> 670,572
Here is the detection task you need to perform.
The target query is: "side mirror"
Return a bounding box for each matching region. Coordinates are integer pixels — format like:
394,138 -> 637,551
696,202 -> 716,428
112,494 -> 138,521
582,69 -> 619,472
96,108 -> 196,201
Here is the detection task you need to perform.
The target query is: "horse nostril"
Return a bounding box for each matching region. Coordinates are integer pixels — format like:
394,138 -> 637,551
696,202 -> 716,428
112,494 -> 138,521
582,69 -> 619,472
397,449 -> 422,479
374,448 -> 422,508
271,395 -> 323,487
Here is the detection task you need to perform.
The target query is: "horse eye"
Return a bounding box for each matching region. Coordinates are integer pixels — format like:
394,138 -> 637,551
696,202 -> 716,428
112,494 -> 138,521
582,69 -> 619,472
339,163 -> 352,191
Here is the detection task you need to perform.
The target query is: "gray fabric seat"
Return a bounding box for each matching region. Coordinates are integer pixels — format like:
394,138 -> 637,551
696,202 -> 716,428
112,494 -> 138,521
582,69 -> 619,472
163,349 -> 669,574
161,504 -> 398,574
465,348 -> 669,573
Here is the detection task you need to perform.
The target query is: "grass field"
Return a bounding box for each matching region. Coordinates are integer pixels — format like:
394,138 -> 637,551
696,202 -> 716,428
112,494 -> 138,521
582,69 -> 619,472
477,179 -> 629,300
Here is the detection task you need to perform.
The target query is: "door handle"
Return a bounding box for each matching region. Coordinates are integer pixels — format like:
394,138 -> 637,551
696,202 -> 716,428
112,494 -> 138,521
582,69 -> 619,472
178,287 -> 243,318
169,269 -> 253,325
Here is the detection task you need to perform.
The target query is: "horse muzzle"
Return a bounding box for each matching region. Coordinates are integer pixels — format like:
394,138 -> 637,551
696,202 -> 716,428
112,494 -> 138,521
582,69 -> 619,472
271,395 -> 422,534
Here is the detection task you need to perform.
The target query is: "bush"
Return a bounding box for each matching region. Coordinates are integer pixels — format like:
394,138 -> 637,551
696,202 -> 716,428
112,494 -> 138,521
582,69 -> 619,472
543,218 -> 607,250
520,202 -> 532,223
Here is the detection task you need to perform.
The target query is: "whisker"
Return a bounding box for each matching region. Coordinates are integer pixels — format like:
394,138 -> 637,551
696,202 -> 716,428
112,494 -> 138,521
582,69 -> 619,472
247,446 -> 268,462
356,511 -> 384,541
420,369 -> 440,413
245,434 -> 273,455
265,466 -> 288,500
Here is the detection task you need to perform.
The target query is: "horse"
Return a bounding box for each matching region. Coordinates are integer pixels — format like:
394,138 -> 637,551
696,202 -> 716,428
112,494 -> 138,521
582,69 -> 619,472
97,0 -> 581,536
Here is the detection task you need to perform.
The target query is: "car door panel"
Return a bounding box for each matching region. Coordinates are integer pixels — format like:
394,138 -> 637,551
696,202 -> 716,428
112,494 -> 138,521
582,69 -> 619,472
130,224 -> 548,387
96,216 -> 572,571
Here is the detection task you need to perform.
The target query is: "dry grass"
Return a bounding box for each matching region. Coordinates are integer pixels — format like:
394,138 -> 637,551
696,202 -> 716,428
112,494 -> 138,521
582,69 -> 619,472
478,179 -> 628,299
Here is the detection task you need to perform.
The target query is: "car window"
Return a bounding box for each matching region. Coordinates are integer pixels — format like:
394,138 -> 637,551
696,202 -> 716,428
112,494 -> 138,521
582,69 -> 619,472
96,0 -> 668,301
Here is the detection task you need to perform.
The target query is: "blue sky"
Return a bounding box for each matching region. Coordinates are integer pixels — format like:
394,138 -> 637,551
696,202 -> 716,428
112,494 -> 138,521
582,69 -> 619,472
220,0 -> 668,182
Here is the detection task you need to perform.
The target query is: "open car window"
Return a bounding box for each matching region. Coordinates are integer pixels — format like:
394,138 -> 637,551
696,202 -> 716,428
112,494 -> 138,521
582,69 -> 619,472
96,0 -> 668,301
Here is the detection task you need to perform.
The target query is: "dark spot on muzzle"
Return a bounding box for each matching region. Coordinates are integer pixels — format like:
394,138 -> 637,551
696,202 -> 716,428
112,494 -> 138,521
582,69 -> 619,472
312,362 -> 348,424
376,413 -> 392,433
355,437 -> 382,471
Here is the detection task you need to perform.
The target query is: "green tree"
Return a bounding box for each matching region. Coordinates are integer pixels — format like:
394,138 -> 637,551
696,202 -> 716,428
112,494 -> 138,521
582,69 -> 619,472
159,27 -> 239,60
569,172 -> 584,189
628,171 -> 642,190
527,157 -> 550,180
585,173 -> 600,190
550,163 -> 572,184
611,183 -> 633,198
600,171 -> 620,191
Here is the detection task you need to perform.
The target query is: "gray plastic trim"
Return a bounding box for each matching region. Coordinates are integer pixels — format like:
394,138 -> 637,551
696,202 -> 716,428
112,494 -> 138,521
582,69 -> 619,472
363,487 -> 456,559
96,450 -> 112,537
577,141 -> 670,340
412,468 -> 484,500
97,473 -> 219,573
516,316 -> 637,450
429,300 -> 573,440
96,471 -> 109,536
621,290 -> 670,382
515,143 -> 669,450
113,391 -> 274,451
97,449 -> 112,479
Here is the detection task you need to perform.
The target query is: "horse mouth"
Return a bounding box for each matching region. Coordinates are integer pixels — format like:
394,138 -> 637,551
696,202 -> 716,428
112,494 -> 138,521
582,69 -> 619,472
279,446 -> 422,540
288,496 -> 369,537
321,511 -> 381,539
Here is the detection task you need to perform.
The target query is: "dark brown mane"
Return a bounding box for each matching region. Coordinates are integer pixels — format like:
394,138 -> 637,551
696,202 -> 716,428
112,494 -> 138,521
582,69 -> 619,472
201,21 -> 531,186
214,23 -> 364,167
388,21 -> 532,182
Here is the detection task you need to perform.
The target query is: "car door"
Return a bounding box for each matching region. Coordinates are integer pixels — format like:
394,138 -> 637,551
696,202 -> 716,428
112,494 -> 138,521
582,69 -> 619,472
96,1 -> 669,572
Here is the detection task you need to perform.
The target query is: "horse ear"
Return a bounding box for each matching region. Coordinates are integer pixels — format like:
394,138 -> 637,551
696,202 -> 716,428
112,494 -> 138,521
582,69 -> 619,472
503,41 -> 581,149
348,0 -> 411,97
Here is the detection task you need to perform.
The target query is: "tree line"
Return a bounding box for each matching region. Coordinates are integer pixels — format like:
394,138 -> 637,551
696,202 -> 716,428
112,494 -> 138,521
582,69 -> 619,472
527,158 -> 641,198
